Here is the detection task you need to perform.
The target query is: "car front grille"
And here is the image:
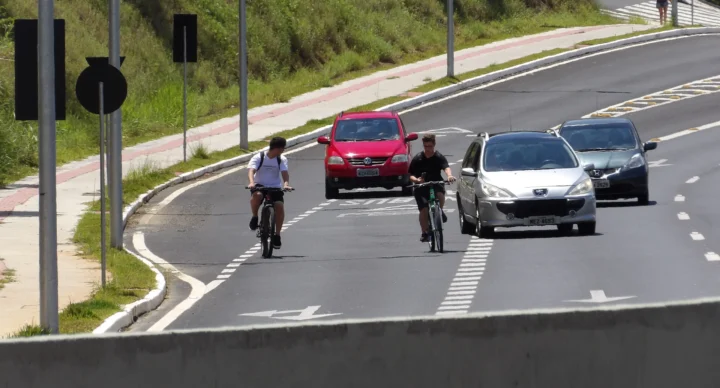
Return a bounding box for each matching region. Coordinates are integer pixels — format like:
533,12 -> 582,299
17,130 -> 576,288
496,198 -> 585,218
347,157 -> 388,166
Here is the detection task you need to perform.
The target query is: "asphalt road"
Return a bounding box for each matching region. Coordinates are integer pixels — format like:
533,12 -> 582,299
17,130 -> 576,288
125,34 -> 720,331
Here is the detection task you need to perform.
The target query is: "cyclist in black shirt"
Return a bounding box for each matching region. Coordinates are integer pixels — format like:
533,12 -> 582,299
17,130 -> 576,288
408,133 -> 456,242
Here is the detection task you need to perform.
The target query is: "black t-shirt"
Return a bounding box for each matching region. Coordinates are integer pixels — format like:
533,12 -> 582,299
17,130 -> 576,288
409,151 -> 449,182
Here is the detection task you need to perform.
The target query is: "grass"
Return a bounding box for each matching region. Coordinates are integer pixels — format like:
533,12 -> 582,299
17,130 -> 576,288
0,267 -> 14,290
0,0 -> 626,186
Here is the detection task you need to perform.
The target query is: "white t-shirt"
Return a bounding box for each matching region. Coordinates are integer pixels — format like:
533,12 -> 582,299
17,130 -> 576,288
248,151 -> 289,188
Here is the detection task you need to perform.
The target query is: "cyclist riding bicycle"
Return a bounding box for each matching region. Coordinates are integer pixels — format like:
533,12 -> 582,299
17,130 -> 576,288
247,136 -> 293,248
408,133 -> 456,242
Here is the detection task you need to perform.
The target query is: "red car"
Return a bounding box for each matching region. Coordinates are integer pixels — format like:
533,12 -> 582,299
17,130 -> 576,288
317,111 -> 419,199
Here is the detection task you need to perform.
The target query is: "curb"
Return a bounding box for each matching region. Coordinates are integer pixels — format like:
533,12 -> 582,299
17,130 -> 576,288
93,26 -> 720,334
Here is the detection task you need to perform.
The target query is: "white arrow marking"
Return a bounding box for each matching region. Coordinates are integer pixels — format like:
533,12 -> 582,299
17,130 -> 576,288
686,176 -> 699,184
240,305 -> 342,321
648,159 -> 672,168
565,290 -> 636,303
675,194 -> 685,202
677,212 -> 690,220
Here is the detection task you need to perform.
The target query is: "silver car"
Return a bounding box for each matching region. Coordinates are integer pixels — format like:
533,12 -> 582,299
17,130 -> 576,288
456,130 -> 597,238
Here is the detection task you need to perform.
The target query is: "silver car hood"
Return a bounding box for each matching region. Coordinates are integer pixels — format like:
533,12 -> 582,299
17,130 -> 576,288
482,168 -> 586,196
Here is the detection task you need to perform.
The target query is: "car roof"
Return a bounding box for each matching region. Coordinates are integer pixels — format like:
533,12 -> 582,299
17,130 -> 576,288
485,131 -> 562,143
560,117 -> 633,127
336,111 -> 397,120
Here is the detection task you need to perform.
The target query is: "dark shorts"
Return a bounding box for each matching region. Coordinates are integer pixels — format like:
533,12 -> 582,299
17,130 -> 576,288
657,0 -> 668,7
413,184 -> 445,210
251,185 -> 284,203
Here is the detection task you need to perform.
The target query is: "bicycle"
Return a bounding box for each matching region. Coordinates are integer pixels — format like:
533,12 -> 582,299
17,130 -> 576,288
410,175 -> 452,253
246,185 -> 294,258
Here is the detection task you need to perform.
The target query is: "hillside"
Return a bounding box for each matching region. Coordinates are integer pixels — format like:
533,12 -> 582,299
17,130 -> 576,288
0,0 -> 617,185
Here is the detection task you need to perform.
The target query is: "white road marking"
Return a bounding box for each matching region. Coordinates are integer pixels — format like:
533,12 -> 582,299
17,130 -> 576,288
691,232 -> 705,241
677,212 -> 690,220
133,232 -> 208,332
706,252 -> 720,261
435,238 -> 493,316
686,176 -> 699,184
675,195 -> 685,202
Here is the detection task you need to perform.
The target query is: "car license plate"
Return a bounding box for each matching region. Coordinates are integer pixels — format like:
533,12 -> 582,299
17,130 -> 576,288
357,168 -> 380,177
592,179 -> 610,189
528,216 -> 557,226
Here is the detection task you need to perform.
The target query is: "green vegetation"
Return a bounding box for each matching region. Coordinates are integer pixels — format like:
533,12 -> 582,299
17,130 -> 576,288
0,0 -> 623,186
0,266 -> 14,290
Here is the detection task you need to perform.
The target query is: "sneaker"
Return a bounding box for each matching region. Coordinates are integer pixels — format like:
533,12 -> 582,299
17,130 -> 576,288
272,234 -> 282,249
249,216 -> 258,230
420,233 -> 430,242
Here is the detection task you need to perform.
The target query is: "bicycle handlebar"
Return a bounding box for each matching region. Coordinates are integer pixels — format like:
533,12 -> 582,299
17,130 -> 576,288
409,180 -> 452,188
245,186 -> 295,192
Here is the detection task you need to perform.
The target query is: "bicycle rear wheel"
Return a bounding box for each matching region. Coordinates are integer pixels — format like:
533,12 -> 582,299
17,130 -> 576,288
260,205 -> 275,258
433,204 -> 444,253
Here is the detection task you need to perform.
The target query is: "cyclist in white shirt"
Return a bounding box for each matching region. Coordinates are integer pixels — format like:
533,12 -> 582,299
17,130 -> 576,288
247,137 -> 292,248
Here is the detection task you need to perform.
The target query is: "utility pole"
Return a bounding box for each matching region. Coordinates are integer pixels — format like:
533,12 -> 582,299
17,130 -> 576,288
672,0 -> 679,26
38,0 -> 59,334
109,0 -> 123,248
447,0 -> 454,78
239,0 -> 248,150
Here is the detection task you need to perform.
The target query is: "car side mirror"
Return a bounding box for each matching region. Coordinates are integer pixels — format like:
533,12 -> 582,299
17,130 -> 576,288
583,163 -> 595,171
317,136 -> 330,145
461,167 -> 476,177
405,132 -> 418,142
643,141 -> 657,151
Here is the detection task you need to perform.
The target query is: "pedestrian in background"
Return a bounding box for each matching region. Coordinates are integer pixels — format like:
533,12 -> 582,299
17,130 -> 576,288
657,0 -> 669,24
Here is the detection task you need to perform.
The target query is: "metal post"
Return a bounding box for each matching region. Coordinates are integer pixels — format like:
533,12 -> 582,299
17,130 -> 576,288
239,0 -> 248,150
38,0 -> 59,334
183,25 -> 188,162
109,0 -> 123,249
447,0 -> 454,78
99,82 -> 107,288
672,0 -> 678,26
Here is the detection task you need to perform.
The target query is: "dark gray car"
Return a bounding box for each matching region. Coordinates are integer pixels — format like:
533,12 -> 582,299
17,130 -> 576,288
557,117 -> 657,205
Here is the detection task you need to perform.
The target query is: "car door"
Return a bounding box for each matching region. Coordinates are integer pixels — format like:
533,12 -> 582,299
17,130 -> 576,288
459,142 -> 480,215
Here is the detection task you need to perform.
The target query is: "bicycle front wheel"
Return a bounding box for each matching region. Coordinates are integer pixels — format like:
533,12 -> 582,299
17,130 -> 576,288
433,205 -> 444,253
261,206 -> 275,258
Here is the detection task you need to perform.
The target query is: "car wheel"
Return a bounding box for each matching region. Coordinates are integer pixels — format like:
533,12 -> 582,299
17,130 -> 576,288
458,197 -> 475,235
577,222 -> 596,236
637,192 -> 649,205
325,179 -> 339,199
475,205 -> 493,238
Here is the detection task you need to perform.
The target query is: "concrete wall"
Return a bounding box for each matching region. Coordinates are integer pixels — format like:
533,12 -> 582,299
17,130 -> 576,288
3,300 -> 720,387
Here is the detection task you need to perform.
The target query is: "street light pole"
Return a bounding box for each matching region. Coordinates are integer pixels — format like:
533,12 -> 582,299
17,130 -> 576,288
447,0 -> 454,78
239,0 -> 248,150
109,0 -> 123,249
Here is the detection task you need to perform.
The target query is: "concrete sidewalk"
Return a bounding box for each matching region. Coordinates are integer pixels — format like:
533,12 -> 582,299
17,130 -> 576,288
0,23 -> 653,337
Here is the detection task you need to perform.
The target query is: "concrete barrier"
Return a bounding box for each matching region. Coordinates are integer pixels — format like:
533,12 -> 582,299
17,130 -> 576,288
4,298 -> 720,387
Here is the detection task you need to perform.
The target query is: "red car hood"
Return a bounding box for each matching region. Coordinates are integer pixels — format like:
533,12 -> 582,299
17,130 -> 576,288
331,140 -> 405,158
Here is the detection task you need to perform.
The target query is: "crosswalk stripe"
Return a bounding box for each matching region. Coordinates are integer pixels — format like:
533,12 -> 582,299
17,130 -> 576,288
607,1 -> 720,26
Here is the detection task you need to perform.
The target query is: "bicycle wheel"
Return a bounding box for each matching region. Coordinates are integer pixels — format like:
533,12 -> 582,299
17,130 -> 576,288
428,205 -> 436,252
433,204 -> 444,253
260,205 -> 273,258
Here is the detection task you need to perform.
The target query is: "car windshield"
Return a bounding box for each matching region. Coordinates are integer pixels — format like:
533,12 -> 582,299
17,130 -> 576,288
483,137 -> 579,172
333,118 -> 402,141
560,122 -> 638,151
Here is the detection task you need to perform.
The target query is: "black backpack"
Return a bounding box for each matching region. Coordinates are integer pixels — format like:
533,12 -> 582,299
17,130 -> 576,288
258,152 -> 281,169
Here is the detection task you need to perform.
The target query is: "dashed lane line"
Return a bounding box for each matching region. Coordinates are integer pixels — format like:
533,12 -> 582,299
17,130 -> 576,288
212,199 -> 338,282
678,212 -> 690,220
691,231 -> 705,241
686,176 -> 700,184
435,236 -> 493,316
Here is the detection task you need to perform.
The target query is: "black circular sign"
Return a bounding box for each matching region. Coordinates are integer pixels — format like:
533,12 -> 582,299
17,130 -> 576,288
75,63 -> 128,115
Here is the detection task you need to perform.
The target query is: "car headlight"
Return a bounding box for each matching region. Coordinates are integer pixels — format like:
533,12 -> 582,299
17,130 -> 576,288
481,181 -> 513,198
568,176 -> 593,196
391,154 -> 408,163
327,156 -> 344,165
620,154 -> 645,172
